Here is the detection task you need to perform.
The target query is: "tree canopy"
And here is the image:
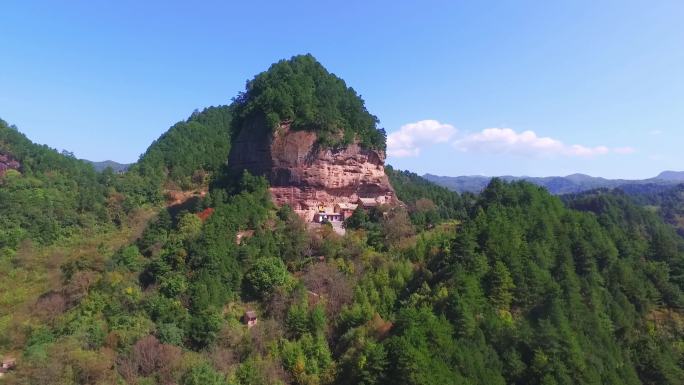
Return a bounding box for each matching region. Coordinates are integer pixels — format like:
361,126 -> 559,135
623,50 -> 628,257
232,54 -> 386,150
133,105 -> 234,191
0,119 -> 116,252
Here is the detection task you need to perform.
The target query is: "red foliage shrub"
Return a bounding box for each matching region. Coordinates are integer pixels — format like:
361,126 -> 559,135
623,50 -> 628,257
197,207 -> 215,222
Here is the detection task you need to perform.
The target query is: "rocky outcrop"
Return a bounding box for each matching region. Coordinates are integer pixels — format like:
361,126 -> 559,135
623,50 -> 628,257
0,151 -> 20,176
229,118 -> 397,221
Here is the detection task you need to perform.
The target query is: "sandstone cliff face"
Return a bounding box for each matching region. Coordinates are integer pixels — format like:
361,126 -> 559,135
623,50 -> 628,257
228,119 -> 396,220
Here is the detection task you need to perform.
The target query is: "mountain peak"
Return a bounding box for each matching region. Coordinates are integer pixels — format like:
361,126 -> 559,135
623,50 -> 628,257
228,56 -> 398,222
656,170 -> 684,181
85,160 -> 131,173
232,54 -> 385,150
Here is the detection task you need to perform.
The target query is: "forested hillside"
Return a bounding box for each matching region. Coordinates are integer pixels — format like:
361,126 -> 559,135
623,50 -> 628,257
386,165 -> 471,228
5,171 -> 683,384
619,184 -> 684,236
1,55 -> 683,385
132,105 -> 234,194
0,119 -> 133,255
231,54 -> 386,150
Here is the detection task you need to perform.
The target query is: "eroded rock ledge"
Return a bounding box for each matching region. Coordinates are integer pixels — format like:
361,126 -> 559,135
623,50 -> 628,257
228,120 -> 397,221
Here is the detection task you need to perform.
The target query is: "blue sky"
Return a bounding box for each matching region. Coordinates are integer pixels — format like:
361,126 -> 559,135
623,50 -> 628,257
1,1 -> 682,178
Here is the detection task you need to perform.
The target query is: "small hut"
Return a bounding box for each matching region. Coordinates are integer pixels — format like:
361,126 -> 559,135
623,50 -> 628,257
244,310 -> 258,328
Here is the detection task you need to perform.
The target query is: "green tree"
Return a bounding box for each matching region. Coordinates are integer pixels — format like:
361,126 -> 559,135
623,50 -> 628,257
486,260 -> 515,310
232,54 -> 386,149
244,257 -> 289,298
187,309 -> 222,349
345,206 -> 370,230
178,211 -> 203,241
182,363 -> 226,385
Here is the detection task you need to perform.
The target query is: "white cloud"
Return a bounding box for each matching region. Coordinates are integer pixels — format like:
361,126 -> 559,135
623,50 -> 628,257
649,129 -> 663,136
454,128 -> 630,158
613,146 -> 636,154
388,121 -> 635,159
387,120 -> 456,157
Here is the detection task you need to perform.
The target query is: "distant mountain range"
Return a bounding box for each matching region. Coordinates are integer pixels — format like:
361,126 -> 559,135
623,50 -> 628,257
423,171 -> 684,195
655,170 -> 684,181
85,160 -> 131,173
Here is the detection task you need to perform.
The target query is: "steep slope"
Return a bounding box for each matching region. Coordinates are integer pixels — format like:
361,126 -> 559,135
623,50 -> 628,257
228,55 -> 396,219
132,105 -> 233,191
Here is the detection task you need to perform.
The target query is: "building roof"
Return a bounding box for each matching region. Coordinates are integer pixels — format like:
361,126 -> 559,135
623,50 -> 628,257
358,197 -> 379,207
336,203 -> 358,210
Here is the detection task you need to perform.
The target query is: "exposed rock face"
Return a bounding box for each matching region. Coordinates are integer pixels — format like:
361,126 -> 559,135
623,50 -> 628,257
229,118 -> 397,220
0,151 -> 20,176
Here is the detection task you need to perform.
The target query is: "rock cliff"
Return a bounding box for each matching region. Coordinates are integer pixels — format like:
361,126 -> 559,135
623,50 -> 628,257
228,118 -> 396,221
0,151 -> 20,176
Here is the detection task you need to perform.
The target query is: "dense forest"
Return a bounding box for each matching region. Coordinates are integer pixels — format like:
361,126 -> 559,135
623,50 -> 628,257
386,166 -> 473,228
1,55 -> 683,385
619,184 -> 684,236
0,119 -> 130,254
5,163 -> 683,384
0,104 -> 235,252
133,106 -> 234,193
231,54 -> 386,150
